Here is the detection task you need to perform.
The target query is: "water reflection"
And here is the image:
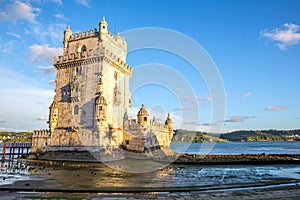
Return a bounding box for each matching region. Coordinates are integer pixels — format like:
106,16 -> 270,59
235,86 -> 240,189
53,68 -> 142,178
0,159 -> 30,185
1,158 -> 300,190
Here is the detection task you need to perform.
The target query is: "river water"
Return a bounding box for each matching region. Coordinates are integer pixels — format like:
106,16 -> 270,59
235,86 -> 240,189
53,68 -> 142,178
0,142 -> 300,191
171,141 -> 300,155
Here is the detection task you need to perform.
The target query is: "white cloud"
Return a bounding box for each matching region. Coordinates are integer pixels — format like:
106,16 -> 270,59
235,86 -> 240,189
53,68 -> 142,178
261,23 -> 300,50
0,119 -> 6,123
49,80 -> 56,85
36,117 -> 47,121
0,1 -> 40,23
201,123 -> 216,126
6,32 -> 21,39
241,92 -> 252,98
38,66 -> 56,75
29,0 -> 62,4
0,41 -> 15,53
29,44 -> 62,63
184,121 -> 199,125
223,116 -> 256,123
0,127 -> 14,132
53,13 -> 68,21
198,95 -> 212,101
74,0 -> 89,7
189,101 -> 205,106
24,29 -> 31,34
30,22 -> 66,46
49,0 -> 62,4
265,105 -> 287,111
173,107 -> 189,111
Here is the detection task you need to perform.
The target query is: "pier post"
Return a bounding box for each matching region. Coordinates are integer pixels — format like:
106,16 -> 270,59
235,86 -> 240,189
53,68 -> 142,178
17,144 -> 21,158
8,143 -> 12,160
21,143 -> 24,155
1,142 -> 6,160
11,143 -> 15,161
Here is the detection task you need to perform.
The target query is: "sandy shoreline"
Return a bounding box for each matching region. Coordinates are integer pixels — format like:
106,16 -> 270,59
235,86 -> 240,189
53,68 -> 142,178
1,156 -> 300,199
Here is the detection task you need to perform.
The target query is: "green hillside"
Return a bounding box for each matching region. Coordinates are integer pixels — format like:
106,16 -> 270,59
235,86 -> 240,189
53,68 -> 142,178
172,129 -> 226,142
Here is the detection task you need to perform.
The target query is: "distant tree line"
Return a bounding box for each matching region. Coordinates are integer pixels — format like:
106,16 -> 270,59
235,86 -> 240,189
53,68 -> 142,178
172,129 -> 300,142
220,129 -> 300,142
0,131 -> 32,143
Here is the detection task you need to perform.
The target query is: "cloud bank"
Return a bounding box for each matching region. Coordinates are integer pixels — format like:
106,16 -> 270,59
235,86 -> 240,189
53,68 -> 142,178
0,1 -> 40,23
265,105 -> 287,111
38,66 -> 56,74
223,116 -> 257,123
30,44 -> 62,63
261,23 -> 300,50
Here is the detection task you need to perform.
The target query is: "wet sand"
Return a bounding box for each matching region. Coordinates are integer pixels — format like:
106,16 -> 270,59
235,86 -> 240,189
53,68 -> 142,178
174,153 -> 300,165
1,158 -> 300,199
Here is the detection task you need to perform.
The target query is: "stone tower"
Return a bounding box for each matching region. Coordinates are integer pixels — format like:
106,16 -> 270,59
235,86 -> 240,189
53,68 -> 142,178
31,19 -> 174,158
48,18 -> 132,148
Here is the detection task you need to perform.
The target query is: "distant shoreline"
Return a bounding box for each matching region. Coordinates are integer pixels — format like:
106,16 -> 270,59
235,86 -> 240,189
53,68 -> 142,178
24,152 -> 300,165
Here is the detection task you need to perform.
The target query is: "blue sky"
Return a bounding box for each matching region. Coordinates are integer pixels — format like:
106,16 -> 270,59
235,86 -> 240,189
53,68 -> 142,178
0,0 -> 299,132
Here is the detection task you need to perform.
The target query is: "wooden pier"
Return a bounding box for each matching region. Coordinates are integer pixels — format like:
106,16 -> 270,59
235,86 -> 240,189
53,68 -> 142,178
1,142 -> 31,160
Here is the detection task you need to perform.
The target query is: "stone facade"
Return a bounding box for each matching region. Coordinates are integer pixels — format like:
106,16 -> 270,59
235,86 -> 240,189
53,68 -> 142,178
32,18 -> 174,158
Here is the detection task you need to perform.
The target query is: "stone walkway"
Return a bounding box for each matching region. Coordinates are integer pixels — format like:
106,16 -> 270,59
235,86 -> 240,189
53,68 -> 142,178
1,186 -> 300,199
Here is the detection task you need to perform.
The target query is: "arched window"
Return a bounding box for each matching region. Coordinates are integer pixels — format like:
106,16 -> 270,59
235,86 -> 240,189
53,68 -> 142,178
74,105 -> 79,115
80,45 -> 87,57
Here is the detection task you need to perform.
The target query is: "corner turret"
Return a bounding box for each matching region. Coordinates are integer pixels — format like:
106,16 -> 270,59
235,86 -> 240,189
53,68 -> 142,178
165,113 -> 173,131
99,17 -> 108,41
63,25 -> 72,53
137,104 -> 149,127
96,94 -> 107,123
49,98 -> 58,132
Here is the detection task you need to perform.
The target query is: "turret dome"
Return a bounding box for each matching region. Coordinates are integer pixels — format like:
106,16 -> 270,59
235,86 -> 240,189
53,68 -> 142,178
137,104 -> 149,116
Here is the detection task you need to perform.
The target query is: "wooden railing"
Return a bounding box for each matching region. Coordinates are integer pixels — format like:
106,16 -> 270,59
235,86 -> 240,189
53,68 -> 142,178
0,142 -> 31,160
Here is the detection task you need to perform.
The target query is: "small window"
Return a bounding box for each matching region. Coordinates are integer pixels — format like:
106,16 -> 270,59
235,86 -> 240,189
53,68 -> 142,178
103,26 -> 105,29
74,105 -> 79,115
144,117 -> 147,121
99,106 -> 102,110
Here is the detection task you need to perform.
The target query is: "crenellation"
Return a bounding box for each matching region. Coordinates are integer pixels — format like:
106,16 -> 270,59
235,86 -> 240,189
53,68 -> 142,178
69,29 -> 99,42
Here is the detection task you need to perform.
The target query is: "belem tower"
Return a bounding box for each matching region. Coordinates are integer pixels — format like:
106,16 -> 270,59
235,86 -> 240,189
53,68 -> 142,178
31,18 -> 174,161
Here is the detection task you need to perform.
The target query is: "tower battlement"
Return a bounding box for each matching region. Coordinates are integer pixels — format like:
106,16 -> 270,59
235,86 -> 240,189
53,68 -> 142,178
33,129 -> 50,137
69,28 -> 99,40
54,48 -> 132,74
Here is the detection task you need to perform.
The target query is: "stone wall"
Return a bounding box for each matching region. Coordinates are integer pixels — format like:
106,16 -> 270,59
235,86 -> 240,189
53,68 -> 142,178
31,129 -> 50,153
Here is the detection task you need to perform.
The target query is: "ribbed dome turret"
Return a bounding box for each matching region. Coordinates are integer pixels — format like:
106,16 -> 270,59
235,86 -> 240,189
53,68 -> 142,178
137,104 -> 149,127
96,95 -> 106,105
137,104 -> 149,116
